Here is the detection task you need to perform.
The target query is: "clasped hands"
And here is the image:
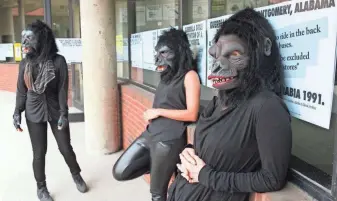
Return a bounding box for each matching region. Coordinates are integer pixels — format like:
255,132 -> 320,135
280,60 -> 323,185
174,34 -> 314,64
177,148 -> 206,183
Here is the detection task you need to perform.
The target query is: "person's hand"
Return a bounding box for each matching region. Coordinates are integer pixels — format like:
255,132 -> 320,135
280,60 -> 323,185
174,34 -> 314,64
58,115 -> 69,130
177,163 -> 191,181
143,109 -> 161,122
180,148 -> 197,165
180,153 -> 206,183
13,113 -> 23,132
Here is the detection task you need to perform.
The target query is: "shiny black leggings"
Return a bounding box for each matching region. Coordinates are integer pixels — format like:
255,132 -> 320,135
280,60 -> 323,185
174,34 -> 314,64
26,120 -> 81,183
113,134 -> 186,201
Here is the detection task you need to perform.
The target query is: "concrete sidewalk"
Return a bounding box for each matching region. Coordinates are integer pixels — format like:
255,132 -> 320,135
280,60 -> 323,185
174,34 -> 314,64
0,90 -> 151,201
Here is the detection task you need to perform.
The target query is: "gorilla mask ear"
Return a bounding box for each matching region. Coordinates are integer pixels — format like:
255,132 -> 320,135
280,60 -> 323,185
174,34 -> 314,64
264,37 -> 272,56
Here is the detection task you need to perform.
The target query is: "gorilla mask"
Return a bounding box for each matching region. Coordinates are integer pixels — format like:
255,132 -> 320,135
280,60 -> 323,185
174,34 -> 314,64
208,35 -> 249,90
21,20 -> 58,62
209,8 -> 282,105
154,43 -> 175,73
154,28 -> 196,84
21,29 -> 38,55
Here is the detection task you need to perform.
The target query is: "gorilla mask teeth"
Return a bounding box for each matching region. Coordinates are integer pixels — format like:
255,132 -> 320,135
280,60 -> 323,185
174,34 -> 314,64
212,77 -> 235,84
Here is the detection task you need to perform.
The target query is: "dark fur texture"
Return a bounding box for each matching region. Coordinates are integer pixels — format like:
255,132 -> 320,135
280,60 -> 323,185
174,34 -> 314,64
214,8 -> 283,105
25,20 -> 58,63
157,28 -> 198,83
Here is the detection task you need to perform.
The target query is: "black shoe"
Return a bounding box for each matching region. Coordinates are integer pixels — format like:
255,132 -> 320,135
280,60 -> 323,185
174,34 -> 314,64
37,187 -> 54,201
152,194 -> 166,201
72,173 -> 88,193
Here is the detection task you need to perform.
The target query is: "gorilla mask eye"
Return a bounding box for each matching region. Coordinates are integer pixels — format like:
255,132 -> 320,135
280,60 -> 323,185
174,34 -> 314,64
230,50 -> 241,56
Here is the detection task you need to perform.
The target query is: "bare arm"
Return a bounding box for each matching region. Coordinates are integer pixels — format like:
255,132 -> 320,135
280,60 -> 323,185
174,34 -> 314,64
158,70 -> 201,122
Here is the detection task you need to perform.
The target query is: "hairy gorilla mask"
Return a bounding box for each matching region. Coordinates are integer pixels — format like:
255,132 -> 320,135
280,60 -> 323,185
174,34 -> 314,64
21,30 -> 38,55
21,20 -> 58,62
154,28 -> 196,83
208,8 -> 282,105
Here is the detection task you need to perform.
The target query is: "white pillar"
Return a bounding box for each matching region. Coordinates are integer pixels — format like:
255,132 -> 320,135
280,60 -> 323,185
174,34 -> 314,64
80,0 -> 119,155
0,7 -> 15,42
18,0 -> 25,32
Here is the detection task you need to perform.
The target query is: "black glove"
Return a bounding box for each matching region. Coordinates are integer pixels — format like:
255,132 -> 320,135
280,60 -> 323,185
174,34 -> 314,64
57,115 -> 69,130
13,113 -> 23,132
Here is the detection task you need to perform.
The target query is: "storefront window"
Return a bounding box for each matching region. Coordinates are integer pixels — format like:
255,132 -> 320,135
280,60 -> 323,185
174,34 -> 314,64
130,0 -> 181,88
51,0 -> 70,38
0,0 -> 44,63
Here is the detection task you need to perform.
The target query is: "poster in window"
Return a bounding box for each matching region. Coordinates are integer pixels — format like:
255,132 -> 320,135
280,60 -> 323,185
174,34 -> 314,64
146,5 -> 163,21
142,30 -> 158,71
136,6 -> 146,26
162,3 -> 179,20
123,38 -> 129,62
131,33 -> 143,68
0,43 -> 13,61
56,38 -> 82,63
192,0 -> 208,20
206,0 -> 337,129
226,0 -> 244,14
116,35 -> 124,62
183,20 -> 207,85
206,15 -> 230,88
14,43 -> 22,62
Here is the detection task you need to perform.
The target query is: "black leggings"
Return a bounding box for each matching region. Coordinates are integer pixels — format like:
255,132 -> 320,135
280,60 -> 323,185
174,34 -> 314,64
113,134 -> 186,200
26,120 -> 81,183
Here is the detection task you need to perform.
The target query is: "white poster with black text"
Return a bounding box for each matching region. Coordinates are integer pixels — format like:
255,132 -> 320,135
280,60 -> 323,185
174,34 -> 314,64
142,30 -> 158,71
131,33 -> 143,68
183,20 -> 208,85
56,38 -> 82,64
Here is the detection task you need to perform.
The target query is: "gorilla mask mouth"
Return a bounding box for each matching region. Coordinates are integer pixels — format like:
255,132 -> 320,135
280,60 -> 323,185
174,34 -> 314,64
156,65 -> 169,73
22,46 -> 32,54
208,75 -> 237,88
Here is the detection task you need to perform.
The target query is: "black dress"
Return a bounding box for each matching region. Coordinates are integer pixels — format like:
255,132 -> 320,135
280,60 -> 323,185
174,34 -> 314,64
167,90 -> 292,201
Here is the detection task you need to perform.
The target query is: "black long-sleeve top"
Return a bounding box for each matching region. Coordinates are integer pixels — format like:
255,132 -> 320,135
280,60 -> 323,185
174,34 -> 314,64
167,90 -> 292,201
14,54 -> 69,123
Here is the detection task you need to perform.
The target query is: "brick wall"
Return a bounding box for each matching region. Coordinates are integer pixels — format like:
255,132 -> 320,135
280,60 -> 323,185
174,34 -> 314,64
0,63 -> 73,107
120,83 -> 316,201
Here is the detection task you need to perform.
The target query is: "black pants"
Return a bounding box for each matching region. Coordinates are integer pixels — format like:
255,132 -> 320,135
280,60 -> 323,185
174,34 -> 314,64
26,120 -> 81,183
113,133 -> 186,200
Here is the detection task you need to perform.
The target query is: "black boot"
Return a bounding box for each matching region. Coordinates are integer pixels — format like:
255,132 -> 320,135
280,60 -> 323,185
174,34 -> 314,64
37,182 -> 53,201
152,194 -> 166,201
72,173 -> 88,193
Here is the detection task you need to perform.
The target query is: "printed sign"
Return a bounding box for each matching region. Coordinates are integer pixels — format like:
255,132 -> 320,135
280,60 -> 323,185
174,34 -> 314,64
256,0 -> 337,129
131,33 -> 143,68
142,30 -> 158,71
0,43 -> 14,61
14,43 -> 22,62
183,20 -> 208,85
146,5 -> 162,21
56,38 -> 82,63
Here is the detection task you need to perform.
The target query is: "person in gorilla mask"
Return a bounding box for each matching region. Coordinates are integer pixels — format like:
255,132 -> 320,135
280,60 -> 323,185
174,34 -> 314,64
112,28 -> 201,201
13,20 -> 87,201
167,8 -> 292,201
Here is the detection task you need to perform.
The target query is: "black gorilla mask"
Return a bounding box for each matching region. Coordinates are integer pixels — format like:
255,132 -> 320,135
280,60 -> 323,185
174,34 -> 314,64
208,35 -> 249,90
21,29 -> 38,55
211,8 -> 282,106
154,28 -> 197,84
154,43 -> 175,73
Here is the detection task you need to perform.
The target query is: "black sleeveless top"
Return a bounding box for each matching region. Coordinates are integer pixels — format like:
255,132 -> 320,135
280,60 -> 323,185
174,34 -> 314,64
143,74 -> 187,142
